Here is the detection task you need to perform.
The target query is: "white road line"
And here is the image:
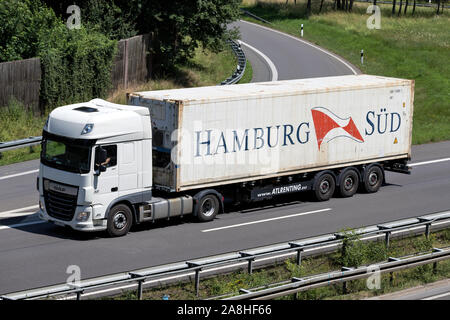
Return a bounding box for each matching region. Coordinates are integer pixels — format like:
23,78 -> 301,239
409,157 -> 450,167
202,208 -> 331,233
0,220 -> 45,230
422,291 -> 450,300
0,169 -> 38,181
238,40 -> 278,81
239,19 -> 359,75
0,205 -> 39,215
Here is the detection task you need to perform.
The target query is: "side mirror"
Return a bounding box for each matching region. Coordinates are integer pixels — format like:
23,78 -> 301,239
99,164 -> 107,173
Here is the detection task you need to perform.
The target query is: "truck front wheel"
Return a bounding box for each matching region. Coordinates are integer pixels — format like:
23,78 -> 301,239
196,194 -> 219,222
107,204 -> 132,237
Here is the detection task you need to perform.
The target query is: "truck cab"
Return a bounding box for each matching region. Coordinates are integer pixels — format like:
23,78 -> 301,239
38,99 -> 155,235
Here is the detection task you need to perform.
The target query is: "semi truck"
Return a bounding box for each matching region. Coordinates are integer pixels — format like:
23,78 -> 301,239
37,75 -> 414,237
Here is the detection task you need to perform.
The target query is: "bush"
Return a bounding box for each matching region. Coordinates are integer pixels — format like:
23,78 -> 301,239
37,23 -> 117,108
0,0 -> 58,62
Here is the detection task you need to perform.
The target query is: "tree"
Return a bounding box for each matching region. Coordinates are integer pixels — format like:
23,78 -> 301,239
0,0 -> 59,62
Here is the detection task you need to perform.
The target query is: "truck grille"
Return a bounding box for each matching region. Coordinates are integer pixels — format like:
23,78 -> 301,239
44,180 -> 78,221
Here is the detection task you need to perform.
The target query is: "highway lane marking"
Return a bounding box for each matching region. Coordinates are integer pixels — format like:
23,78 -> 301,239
0,169 -> 38,181
409,157 -> 450,167
201,208 -> 331,233
238,40 -> 278,81
239,20 -> 359,75
0,206 -> 39,219
422,291 -> 450,300
0,220 -> 45,230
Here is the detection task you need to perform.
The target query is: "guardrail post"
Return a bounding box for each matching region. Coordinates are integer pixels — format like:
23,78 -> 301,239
341,267 -> 352,295
239,252 -> 255,275
137,280 -> 144,300
432,248 -> 443,275
425,223 -> 431,239
129,272 -> 145,300
289,243 -> 304,266
186,262 -> 203,297
385,231 -> 391,248
388,257 -> 400,286
76,290 -> 83,301
291,277 -> 303,300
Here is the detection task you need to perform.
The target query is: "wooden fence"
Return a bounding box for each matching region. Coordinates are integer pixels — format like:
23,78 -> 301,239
0,58 -> 41,113
0,34 -> 151,111
111,34 -> 151,90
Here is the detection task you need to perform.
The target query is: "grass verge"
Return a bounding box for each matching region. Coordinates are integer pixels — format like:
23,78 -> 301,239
0,45 -> 249,166
241,0 -> 450,145
107,228 -> 450,300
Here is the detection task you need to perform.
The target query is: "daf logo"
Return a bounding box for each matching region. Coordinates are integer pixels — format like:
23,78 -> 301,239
53,185 -> 66,192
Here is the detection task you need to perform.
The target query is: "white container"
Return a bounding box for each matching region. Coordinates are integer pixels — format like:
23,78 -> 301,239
129,74 -> 414,192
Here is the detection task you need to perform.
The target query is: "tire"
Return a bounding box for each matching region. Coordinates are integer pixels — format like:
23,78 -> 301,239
313,173 -> 336,201
196,194 -> 219,222
363,165 -> 384,193
338,169 -> 359,198
107,204 -> 133,237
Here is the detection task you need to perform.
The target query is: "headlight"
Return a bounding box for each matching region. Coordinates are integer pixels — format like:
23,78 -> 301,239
76,211 -> 90,222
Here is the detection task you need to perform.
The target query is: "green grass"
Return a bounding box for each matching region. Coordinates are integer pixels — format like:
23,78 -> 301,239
106,229 -> 450,300
241,0 -> 450,145
0,99 -> 47,166
1,45 -> 250,166
238,59 -> 254,84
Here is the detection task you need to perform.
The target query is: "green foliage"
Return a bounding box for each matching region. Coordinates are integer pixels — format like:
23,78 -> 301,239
135,0 -> 241,73
37,23 -> 117,108
0,0 -> 59,62
336,228 -> 389,268
42,0 -> 137,40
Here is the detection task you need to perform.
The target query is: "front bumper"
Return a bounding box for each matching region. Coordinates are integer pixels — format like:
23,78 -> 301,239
39,198 -> 106,232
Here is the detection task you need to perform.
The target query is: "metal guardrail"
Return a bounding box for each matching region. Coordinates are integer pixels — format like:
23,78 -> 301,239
223,246 -> 450,300
0,136 -> 42,153
220,39 -> 247,85
0,136 -> 42,159
1,210 -> 450,300
240,9 -> 272,24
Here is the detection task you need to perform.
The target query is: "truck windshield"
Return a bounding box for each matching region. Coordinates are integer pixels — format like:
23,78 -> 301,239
41,138 -> 92,174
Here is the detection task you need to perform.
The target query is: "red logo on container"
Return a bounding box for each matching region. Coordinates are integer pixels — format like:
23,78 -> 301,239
311,107 -> 364,150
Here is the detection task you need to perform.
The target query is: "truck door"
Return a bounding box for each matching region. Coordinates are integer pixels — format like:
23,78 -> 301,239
93,145 -> 119,209
118,142 -> 138,197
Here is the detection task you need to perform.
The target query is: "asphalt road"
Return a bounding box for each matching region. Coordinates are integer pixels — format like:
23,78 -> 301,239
1,141 -> 450,294
368,279 -> 450,300
0,21 -> 449,296
231,20 -> 359,81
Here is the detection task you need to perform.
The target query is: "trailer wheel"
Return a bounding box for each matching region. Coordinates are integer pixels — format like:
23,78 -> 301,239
313,173 -> 335,201
338,169 -> 359,198
196,194 -> 219,222
363,165 -> 384,193
107,204 -> 132,237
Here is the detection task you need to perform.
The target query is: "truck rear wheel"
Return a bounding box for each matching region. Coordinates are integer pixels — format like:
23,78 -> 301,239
196,194 -> 219,222
338,169 -> 359,198
363,165 -> 383,193
313,173 -> 335,201
107,204 -> 132,237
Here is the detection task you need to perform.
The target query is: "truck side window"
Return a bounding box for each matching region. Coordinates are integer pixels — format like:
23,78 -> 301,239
95,145 -> 117,169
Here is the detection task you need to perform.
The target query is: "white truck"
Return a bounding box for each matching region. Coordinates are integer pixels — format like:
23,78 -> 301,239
37,75 -> 414,236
